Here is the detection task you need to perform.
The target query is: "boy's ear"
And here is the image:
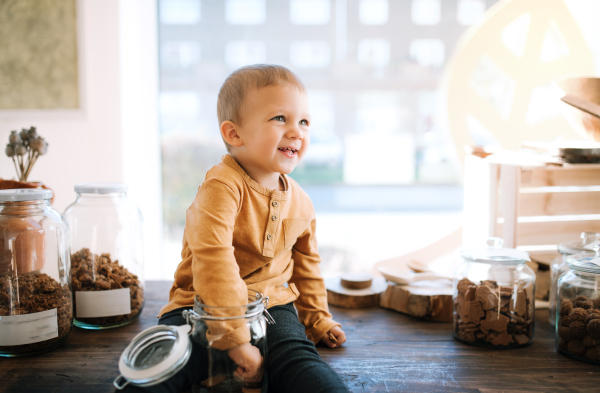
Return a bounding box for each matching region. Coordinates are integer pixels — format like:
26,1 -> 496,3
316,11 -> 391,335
220,121 -> 243,147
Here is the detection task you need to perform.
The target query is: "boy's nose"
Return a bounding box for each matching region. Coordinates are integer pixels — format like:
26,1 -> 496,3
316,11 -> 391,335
286,125 -> 303,140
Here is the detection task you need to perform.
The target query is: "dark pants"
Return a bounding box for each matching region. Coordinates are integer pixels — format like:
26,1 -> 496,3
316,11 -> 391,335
121,303 -> 349,393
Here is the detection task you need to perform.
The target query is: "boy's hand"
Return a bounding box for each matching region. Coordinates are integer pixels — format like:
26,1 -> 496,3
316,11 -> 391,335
320,326 -> 346,348
227,343 -> 264,383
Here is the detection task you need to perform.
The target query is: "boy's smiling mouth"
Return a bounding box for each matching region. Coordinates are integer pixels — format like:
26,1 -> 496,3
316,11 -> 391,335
278,147 -> 298,158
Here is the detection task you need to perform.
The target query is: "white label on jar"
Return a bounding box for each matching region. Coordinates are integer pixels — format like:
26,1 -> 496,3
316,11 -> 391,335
76,288 -> 131,318
0,308 -> 58,346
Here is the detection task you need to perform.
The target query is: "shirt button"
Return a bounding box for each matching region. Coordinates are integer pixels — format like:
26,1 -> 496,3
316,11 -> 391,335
272,201 -> 278,207
267,234 -> 272,240
272,215 -> 277,221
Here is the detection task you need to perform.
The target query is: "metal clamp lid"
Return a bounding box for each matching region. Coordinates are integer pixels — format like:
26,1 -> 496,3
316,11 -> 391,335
114,324 -> 192,390
461,237 -> 530,264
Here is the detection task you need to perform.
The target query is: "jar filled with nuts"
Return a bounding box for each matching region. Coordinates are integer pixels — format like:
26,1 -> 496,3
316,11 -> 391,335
556,247 -> 600,364
0,189 -> 72,356
453,238 -> 535,348
549,232 -> 600,327
64,183 -> 144,329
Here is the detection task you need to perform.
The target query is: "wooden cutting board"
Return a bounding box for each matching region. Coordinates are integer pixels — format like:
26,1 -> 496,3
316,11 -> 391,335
379,281 -> 453,322
326,276 -> 388,309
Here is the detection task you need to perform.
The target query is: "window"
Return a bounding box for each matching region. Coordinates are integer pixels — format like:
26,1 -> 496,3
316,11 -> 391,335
159,0 -> 200,25
359,0 -> 388,25
411,0 -> 441,26
357,39 -> 390,67
290,41 -> 331,68
409,39 -> 445,67
161,41 -> 200,69
225,41 -> 267,69
290,0 -> 331,25
226,0 -> 266,25
457,0 -> 485,26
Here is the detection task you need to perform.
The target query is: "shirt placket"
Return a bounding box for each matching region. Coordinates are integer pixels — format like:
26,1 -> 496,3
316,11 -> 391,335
262,197 -> 281,257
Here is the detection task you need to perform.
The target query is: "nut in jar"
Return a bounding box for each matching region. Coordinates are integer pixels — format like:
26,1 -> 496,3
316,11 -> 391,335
453,238 -> 535,348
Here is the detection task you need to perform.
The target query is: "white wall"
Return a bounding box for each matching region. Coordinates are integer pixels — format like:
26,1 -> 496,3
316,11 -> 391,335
0,0 -> 164,280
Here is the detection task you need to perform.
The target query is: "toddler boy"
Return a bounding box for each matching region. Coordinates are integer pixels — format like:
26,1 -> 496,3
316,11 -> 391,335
126,65 -> 349,393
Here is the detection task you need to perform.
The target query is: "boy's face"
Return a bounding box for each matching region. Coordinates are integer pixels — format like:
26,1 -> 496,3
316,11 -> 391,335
234,85 -> 311,177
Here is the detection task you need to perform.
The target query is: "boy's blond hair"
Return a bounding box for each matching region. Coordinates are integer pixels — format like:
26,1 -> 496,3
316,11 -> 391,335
217,64 -> 306,151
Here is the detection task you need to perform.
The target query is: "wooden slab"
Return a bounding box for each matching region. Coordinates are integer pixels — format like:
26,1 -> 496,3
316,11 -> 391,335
326,277 -> 387,309
379,281 -> 453,322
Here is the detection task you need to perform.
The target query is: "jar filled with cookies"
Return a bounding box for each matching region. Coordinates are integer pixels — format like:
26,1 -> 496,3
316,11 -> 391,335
549,232 -> 600,327
0,189 -> 72,356
556,247 -> 600,364
64,182 -> 144,329
453,238 -> 535,348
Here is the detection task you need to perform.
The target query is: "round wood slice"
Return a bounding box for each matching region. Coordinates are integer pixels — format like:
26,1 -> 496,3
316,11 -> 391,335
326,277 -> 387,309
340,272 -> 373,289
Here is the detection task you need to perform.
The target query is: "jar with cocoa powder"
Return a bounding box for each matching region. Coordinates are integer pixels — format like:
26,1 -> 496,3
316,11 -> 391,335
549,232 -> 600,327
453,238 -> 535,348
0,189 -> 72,356
556,248 -> 600,364
64,182 -> 144,329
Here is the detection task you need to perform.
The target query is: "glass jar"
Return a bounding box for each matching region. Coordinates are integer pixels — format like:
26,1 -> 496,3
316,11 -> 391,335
549,232 -> 600,326
63,182 -> 144,329
556,249 -> 600,364
186,290 -> 271,393
113,290 -> 272,392
453,238 -> 536,348
0,189 -> 72,356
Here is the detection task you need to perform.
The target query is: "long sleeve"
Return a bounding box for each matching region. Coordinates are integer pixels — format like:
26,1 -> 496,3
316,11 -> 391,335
289,219 -> 341,344
186,178 -> 250,350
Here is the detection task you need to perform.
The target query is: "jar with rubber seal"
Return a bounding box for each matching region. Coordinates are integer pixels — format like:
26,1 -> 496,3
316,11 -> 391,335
549,232 -> 600,327
0,189 -> 72,356
63,182 -> 144,329
556,247 -> 600,364
453,238 -> 535,348
114,290 -> 273,392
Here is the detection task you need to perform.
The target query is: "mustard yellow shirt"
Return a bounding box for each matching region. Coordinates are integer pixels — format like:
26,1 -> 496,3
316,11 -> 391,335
160,154 -> 340,347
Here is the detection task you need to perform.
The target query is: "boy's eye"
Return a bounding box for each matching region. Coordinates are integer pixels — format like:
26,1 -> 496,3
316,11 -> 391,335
299,119 -> 309,126
272,115 -> 285,122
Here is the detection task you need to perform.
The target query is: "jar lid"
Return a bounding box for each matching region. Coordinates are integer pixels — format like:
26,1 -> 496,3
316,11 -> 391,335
558,232 -> 600,255
114,324 -> 191,390
0,188 -> 53,201
566,251 -> 600,274
461,237 -> 530,264
75,182 -> 128,194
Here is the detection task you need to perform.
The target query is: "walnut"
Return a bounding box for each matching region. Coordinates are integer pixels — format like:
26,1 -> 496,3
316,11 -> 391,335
560,316 -> 572,328
558,326 -> 572,342
579,300 -> 594,310
568,340 -> 586,356
586,346 -> 600,362
560,300 -> 573,316
587,319 -> 600,339
583,335 -> 598,348
570,308 -> 588,323
570,321 -> 588,339
585,313 -> 600,325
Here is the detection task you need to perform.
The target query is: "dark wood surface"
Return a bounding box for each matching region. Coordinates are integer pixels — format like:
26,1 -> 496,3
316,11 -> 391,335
2,281 -> 600,393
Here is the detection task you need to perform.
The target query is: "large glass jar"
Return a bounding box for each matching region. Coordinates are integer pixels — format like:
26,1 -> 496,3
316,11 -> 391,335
556,249 -> 600,364
113,290 -> 272,392
186,290 -> 270,393
549,232 -> 600,326
453,238 -> 535,348
64,182 -> 144,329
0,189 -> 72,356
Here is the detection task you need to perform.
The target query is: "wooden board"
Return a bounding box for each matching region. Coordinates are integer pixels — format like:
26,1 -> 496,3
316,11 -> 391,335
379,281 -> 453,322
326,277 -> 387,309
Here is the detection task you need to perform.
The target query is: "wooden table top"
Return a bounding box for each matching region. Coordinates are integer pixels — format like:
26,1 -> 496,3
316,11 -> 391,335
2,280 -> 599,393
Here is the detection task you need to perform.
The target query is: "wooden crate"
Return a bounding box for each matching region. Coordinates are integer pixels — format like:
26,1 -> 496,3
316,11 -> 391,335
463,155 -> 600,265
